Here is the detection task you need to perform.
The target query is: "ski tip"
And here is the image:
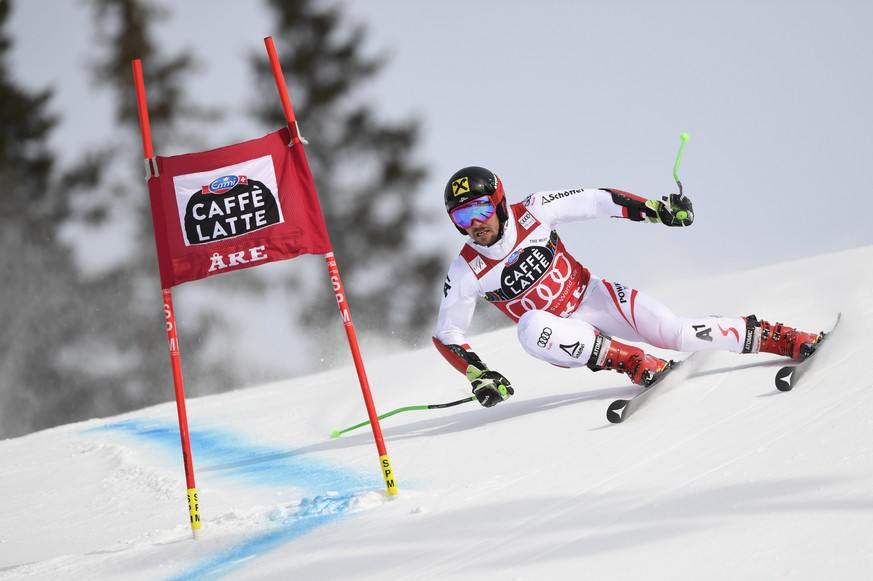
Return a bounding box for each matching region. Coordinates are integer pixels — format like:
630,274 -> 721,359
774,366 -> 795,392
330,429 -> 342,439
606,399 -> 629,423
606,411 -> 625,424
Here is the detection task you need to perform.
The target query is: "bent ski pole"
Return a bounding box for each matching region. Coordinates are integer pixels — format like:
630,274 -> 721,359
331,396 -> 477,438
672,132 -> 691,221
673,132 -> 690,196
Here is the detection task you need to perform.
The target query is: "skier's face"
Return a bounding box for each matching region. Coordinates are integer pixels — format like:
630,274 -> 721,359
466,212 -> 500,246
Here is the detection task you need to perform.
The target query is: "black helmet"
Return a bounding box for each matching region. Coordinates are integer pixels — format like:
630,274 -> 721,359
443,166 -> 508,235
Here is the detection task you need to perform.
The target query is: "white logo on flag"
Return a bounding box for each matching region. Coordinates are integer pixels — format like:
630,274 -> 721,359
172,155 -> 284,246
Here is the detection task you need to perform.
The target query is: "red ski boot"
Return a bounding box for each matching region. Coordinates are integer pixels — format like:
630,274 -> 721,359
743,315 -> 822,361
587,335 -> 669,386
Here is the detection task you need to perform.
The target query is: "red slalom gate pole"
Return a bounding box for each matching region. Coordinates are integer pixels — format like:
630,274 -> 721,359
132,60 -> 203,537
324,253 -> 397,494
263,37 -> 398,496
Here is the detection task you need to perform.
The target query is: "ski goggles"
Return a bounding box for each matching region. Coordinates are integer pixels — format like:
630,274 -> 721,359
449,196 -> 496,229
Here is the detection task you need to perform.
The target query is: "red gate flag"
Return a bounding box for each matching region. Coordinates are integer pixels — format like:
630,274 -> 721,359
146,127 -> 331,287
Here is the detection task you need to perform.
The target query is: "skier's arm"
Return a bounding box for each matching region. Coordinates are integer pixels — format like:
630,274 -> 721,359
605,188 -> 659,222
528,188 -> 693,227
432,338 -> 486,374
433,258 -> 479,357
433,259 -> 513,407
606,188 -> 694,227
433,337 -> 514,407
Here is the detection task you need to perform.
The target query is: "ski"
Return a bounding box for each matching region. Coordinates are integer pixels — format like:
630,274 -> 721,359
774,313 -> 841,392
606,354 -> 696,424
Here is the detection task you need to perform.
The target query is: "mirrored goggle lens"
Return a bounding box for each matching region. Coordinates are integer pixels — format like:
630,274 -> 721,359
450,197 -> 496,229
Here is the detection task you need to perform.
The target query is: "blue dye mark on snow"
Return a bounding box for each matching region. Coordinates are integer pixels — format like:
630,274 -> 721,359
89,418 -> 382,580
167,494 -> 361,581
91,418 -> 376,492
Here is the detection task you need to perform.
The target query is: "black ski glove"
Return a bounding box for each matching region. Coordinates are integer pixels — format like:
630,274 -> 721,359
646,193 -> 694,227
466,366 -> 514,408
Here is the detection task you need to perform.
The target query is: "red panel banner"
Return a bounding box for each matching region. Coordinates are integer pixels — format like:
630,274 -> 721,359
147,127 -> 331,287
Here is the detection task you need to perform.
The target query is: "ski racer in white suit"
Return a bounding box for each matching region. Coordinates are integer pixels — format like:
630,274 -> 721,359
433,166 -> 822,408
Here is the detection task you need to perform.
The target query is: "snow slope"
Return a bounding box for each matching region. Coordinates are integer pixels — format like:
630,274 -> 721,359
2,246 -> 872,581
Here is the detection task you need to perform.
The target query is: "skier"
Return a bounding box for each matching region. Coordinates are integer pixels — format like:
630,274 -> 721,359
433,166 -> 822,408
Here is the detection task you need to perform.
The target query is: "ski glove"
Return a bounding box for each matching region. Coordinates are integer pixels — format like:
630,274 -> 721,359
466,366 -> 514,408
645,194 -> 694,227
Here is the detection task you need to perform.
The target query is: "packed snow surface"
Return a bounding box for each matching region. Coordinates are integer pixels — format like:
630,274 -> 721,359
2,246 -> 871,580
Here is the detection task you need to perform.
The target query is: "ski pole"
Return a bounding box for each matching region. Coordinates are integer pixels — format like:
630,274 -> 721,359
331,396 -> 477,438
673,132 -> 690,196
672,132 -> 691,221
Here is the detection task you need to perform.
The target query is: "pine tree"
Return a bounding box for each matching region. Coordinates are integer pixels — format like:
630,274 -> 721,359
1,0 -> 450,438
250,0 -> 445,349
74,0 -> 235,403
0,0 -> 235,437
0,0 -> 88,437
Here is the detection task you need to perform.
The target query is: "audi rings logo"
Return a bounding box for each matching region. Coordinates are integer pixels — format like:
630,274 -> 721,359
537,327 -> 553,348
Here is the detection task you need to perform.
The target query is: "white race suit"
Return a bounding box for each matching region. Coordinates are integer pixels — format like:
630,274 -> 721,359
434,188 -> 749,371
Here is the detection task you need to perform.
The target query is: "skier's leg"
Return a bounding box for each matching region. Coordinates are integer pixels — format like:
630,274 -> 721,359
573,277 -> 747,353
575,278 -> 821,359
516,309 -> 598,368
517,309 -> 668,386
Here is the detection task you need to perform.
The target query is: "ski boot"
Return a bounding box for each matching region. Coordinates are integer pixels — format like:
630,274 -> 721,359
587,334 -> 669,387
743,315 -> 823,361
